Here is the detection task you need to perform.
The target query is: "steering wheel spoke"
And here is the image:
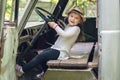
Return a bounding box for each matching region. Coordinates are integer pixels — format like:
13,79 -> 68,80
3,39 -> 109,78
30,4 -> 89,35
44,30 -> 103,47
35,7 -> 57,22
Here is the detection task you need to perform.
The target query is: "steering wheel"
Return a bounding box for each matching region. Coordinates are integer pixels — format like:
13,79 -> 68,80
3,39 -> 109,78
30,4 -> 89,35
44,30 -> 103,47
35,7 -> 66,26
29,7 -> 58,47
35,7 -> 66,28
31,7 -> 66,45
35,7 -> 57,22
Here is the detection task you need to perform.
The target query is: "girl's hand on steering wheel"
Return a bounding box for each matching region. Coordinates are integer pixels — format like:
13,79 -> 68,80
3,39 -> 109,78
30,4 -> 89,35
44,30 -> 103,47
48,22 -> 58,29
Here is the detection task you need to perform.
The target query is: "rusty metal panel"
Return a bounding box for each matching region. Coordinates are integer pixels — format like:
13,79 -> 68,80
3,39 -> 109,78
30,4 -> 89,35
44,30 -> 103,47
0,0 -> 6,34
0,23 -> 18,80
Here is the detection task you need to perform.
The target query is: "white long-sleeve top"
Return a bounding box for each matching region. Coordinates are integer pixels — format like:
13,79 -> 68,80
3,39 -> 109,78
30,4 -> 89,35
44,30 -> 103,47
51,25 -> 80,60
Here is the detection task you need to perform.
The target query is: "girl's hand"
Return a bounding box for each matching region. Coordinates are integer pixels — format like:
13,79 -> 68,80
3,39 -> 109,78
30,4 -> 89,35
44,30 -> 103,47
48,22 -> 58,29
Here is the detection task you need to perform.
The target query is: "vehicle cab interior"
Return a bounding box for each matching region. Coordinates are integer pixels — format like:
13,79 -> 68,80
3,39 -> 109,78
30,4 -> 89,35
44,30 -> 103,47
16,0 -> 98,80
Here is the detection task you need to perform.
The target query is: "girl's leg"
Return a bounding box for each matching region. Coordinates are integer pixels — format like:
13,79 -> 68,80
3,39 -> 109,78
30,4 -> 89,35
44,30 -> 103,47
22,48 -> 60,73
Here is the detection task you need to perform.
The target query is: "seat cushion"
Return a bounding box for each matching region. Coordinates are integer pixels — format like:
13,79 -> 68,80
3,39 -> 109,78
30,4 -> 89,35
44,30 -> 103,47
47,42 -> 94,68
69,42 -> 94,56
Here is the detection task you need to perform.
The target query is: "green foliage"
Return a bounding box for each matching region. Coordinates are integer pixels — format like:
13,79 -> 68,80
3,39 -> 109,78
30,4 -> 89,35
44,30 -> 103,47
5,0 -> 27,20
51,0 -> 58,4
77,0 -> 96,8
5,0 -> 96,20
5,0 -> 12,20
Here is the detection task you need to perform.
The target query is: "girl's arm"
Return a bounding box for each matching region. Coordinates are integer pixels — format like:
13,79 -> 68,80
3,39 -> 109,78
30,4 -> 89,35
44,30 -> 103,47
48,22 -> 80,38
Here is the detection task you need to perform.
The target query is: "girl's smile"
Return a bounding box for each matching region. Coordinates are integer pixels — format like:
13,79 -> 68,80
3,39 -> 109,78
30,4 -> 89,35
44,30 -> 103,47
68,12 -> 81,26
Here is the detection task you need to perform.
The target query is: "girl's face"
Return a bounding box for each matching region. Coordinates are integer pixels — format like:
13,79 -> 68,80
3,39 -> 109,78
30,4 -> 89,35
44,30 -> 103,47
68,12 -> 81,26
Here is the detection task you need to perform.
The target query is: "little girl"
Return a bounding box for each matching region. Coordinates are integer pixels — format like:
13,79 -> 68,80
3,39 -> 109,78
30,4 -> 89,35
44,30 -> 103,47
16,7 -> 86,79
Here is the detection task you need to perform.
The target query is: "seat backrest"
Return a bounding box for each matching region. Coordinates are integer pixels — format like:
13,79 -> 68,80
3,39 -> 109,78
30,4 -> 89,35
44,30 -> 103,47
83,18 -> 97,42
